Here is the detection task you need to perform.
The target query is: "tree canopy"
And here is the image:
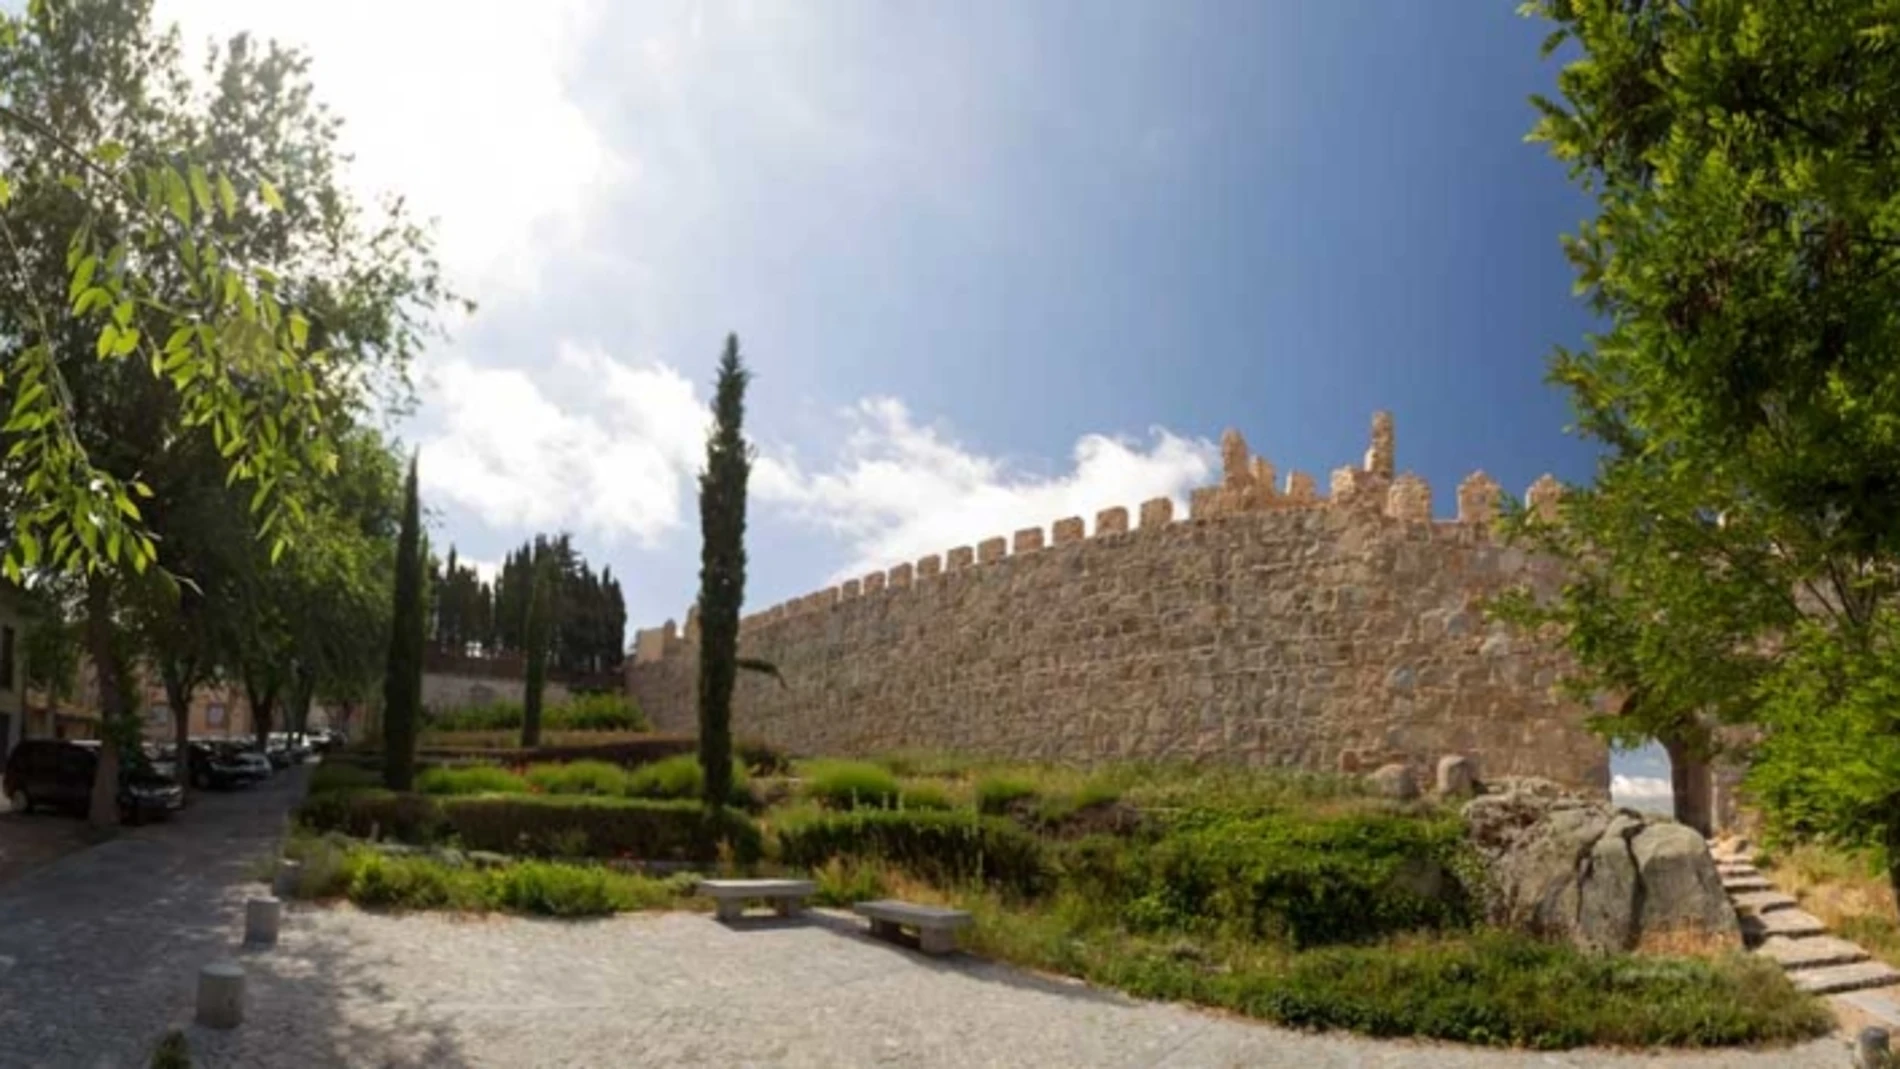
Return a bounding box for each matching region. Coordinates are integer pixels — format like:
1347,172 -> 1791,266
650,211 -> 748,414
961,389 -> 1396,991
1509,0 -> 1900,863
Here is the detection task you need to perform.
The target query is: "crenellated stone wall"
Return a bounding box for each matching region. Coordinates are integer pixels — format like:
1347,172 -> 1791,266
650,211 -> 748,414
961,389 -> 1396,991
627,413 -> 1608,790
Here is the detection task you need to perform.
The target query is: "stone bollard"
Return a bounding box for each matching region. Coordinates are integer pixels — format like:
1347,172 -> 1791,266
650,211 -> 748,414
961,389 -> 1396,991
1857,1026 -> 1891,1069
244,897 -> 282,946
195,961 -> 245,1029
272,859 -> 301,899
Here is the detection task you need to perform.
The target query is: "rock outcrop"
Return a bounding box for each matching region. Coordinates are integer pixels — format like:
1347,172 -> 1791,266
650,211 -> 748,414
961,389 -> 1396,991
1462,777 -> 1739,952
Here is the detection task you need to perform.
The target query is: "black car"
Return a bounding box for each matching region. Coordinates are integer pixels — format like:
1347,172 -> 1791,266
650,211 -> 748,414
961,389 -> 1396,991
3,739 -> 185,823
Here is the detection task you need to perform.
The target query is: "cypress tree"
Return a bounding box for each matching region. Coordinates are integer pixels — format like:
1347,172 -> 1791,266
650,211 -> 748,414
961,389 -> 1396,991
521,548 -> 550,748
382,454 -> 426,790
696,334 -> 751,809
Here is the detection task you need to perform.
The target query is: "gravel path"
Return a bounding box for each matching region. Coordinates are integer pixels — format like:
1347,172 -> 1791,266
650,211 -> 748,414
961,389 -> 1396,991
0,766 -> 1861,1068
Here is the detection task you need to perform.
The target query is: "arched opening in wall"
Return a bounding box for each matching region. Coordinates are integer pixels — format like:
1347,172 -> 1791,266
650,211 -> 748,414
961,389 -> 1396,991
1610,739 -> 1675,817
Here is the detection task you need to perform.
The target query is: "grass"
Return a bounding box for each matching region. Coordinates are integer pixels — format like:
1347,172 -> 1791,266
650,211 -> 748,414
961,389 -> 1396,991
974,774 -> 1038,815
802,759 -> 901,809
525,759 -> 630,796
285,833 -> 699,917
958,885 -> 1826,1049
1762,841 -> 1900,967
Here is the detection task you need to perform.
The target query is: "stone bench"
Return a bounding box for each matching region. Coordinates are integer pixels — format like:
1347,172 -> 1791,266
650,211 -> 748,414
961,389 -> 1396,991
698,879 -> 816,922
854,899 -> 972,955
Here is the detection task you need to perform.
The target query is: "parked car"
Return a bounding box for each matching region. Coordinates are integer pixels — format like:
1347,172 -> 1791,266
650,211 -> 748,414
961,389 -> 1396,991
230,747 -> 274,781
4,739 -> 185,823
184,741 -> 253,790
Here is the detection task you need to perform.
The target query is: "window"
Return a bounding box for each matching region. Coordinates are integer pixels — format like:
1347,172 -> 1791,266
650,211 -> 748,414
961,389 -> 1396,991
0,624 -> 13,691
207,704 -> 225,728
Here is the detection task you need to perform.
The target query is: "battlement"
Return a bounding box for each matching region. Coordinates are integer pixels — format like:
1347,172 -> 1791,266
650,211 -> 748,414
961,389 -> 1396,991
630,411 -> 1563,663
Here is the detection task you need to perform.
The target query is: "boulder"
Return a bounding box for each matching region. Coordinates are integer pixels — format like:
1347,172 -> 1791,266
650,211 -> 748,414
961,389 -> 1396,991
1462,780 -> 1739,952
1435,755 -> 1476,797
1367,762 -> 1418,801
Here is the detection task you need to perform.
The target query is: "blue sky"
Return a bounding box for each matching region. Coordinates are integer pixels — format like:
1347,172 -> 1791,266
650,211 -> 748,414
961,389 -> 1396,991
153,1 -> 1669,802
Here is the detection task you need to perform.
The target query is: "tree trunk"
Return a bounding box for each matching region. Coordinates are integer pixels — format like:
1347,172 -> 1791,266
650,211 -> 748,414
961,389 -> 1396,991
82,576 -> 125,829
1661,732 -> 1715,837
160,660 -> 194,803
248,676 -> 277,753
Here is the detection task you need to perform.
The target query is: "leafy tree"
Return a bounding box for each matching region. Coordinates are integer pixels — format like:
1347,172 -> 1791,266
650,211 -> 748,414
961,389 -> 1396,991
696,335 -> 751,810
0,2 -> 444,824
1514,1 -> 1900,855
381,455 -> 424,790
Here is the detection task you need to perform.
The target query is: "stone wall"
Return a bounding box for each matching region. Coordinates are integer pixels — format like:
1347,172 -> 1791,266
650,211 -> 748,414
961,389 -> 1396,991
627,413 -> 1610,791
422,671 -> 577,714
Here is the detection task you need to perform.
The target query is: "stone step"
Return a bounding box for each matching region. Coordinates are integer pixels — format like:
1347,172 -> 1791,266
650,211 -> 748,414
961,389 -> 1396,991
1741,908 -> 1829,943
1755,936 -> 1871,970
1716,860 -> 1759,875
1790,960 -> 1900,996
1731,890 -> 1800,915
1722,875 -> 1775,893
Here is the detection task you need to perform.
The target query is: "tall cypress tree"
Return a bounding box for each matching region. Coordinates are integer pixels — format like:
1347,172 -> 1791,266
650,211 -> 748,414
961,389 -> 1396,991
696,335 -> 751,809
521,547 -> 550,749
382,455 -> 425,790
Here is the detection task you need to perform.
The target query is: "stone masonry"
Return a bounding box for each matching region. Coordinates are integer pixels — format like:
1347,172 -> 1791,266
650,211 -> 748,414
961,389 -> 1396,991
627,413 -> 1609,790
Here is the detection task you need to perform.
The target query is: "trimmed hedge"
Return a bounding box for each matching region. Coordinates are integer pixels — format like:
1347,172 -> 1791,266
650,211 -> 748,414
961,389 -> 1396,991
446,795 -> 762,863
802,760 -> 901,810
776,809 -> 1047,896
297,790 -> 761,863
418,734 -> 700,769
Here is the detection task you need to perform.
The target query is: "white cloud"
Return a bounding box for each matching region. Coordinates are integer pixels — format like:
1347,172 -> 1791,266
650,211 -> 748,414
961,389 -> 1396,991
759,399 -> 1217,581
154,0 -> 617,296
418,342 -> 707,545
1611,774 -> 1674,814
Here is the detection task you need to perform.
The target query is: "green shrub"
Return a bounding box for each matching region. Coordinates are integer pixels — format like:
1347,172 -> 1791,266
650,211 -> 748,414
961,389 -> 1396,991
804,760 -> 901,810
1092,811 -> 1475,948
443,795 -> 763,863
776,809 -> 1047,896
484,860 -> 625,916
149,1029 -> 190,1069
428,694 -> 649,733
417,764 -> 528,795
308,763 -> 382,795
897,782 -> 955,811
525,759 -> 630,796
620,754 -> 754,807
553,693 -> 649,732
346,850 -> 480,909
975,774 -> 1038,815
1232,931 -> 1827,1048
810,856 -> 890,906
296,789 -> 449,843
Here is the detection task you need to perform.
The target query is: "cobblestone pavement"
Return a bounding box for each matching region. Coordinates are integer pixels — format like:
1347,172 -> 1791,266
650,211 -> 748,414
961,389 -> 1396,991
0,766 -> 305,1069
0,769 -> 1861,1069
0,805 -> 92,887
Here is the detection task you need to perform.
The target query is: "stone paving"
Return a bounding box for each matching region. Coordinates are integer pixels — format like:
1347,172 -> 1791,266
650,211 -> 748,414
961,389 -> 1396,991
0,766 -> 305,1068
184,907 -> 1857,1069
0,801 -> 92,887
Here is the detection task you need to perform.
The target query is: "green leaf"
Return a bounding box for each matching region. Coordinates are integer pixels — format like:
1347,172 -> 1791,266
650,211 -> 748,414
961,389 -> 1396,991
112,299 -> 134,328
270,537 -> 286,566
216,173 -> 238,218
288,312 -> 309,350
188,165 -> 213,216
0,176 -> 11,208
112,327 -> 140,357
68,255 -> 97,306
105,529 -> 120,564
19,530 -> 39,567
260,180 -> 284,212
97,324 -> 118,358
165,168 -> 191,225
